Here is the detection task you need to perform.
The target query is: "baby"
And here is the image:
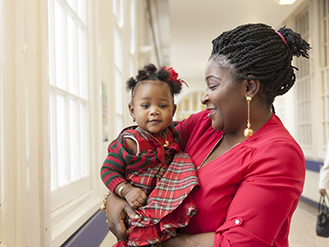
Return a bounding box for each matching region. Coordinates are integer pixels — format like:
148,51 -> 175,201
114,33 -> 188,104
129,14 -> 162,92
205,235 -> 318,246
100,64 -> 198,247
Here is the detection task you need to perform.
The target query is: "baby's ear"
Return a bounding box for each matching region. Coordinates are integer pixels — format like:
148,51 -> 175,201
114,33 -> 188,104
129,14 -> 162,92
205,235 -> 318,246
172,104 -> 177,116
128,103 -> 135,121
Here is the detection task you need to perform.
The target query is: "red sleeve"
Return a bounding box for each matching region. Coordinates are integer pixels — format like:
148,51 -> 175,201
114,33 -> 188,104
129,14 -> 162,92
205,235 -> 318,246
100,134 -> 128,192
214,141 -> 305,246
176,110 -> 209,151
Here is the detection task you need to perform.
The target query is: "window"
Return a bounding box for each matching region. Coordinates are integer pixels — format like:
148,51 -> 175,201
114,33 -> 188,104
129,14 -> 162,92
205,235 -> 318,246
129,0 -> 136,55
295,9 -> 312,147
113,0 -> 125,134
128,0 -> 137,82
175,92 -> 206,121
321,0 -> 329,146
48,0 -> 90,212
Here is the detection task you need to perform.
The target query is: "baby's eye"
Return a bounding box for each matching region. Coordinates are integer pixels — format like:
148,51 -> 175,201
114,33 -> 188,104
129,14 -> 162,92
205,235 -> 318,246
142,104 -> 149,108
159,104 -> 167,108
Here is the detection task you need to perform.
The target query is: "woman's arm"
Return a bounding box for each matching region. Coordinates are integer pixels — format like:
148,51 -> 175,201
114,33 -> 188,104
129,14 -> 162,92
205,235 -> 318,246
213,142 -> 305,246
162,233 -> 214,247
105,193 -> 215,246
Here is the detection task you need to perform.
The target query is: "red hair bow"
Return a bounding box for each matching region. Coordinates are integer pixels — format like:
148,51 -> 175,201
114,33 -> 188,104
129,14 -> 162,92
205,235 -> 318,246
164,66 -> 188,87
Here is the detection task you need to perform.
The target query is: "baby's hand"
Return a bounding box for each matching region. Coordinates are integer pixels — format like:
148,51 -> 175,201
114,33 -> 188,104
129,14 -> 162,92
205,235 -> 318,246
125,187 -> 147,209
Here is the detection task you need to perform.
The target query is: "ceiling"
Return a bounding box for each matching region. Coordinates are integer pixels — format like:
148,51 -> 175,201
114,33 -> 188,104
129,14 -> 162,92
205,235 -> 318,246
154,0 -> 306,81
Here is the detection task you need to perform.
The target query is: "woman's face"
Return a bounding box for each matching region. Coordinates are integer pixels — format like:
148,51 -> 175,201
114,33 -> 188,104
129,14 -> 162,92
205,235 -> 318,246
201,57 -> 247,134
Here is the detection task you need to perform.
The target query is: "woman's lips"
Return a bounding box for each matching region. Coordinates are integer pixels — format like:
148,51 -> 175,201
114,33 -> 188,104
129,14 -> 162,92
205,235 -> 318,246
208,109 -> 217,118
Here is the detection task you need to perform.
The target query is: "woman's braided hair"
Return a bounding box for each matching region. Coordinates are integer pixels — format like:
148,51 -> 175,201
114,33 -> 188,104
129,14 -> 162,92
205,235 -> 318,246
211,23 -> 311,106
126,64 -> 183,101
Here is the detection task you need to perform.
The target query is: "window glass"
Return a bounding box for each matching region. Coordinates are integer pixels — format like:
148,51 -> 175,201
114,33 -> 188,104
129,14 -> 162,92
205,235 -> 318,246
295,9 -> 312,147
321,0 -> 329,145
48,0 -> 90,205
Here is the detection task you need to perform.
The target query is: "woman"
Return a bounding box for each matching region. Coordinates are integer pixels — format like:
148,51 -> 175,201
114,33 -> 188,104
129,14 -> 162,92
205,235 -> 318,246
103,23 -> 310,246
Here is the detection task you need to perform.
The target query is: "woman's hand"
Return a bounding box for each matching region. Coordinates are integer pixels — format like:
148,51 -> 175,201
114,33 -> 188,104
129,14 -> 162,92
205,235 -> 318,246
105,192 -> 140,240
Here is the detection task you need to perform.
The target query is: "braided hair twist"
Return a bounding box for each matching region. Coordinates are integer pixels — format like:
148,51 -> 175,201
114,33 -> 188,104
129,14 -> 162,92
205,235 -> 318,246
211,23 -> 310,106
126,64 -> 183,101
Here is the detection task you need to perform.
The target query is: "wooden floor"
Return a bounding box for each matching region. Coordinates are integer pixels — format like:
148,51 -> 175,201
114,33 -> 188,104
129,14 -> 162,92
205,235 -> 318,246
100,201 -> 329,246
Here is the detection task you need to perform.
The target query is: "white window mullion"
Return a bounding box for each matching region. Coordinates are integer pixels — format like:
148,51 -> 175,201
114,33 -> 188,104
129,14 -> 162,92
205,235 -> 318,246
63,3 -> 69,92
54,0 -> 64,88
80,101 -> 89,176
68,97 -> 76,180
50,89 -> 58,190
73,99 -> 79,178
56,92 -> 67,186
67,12 -> 77,95
65,94 -> 71,183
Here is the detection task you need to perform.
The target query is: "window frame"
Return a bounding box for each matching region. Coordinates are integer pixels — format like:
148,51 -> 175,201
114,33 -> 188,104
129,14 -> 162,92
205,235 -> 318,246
48,0 -> 91,208
47,0 -> 102,245
295,9 -> 312,151
318,0 -> 329,157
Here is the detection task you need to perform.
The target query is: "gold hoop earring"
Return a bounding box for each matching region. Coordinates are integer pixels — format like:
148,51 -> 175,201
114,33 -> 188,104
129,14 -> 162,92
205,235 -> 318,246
244,96 -> 253,138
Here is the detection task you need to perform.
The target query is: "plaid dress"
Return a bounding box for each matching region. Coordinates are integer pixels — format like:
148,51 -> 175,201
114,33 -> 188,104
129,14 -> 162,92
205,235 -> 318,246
101,123 -> 199,247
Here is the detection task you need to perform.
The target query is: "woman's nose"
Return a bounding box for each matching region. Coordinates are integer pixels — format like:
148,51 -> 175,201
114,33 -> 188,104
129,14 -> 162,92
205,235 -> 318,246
201,92 -> 209,105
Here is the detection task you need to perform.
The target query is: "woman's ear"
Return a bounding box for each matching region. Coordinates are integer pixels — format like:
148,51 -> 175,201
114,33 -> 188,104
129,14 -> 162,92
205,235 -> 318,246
128,103 -> 136,122
245,77 -> 260,98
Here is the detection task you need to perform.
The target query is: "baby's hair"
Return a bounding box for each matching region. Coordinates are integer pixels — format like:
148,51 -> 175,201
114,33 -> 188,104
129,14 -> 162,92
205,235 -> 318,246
211,23 -> 310,106
126,64 -> 183,100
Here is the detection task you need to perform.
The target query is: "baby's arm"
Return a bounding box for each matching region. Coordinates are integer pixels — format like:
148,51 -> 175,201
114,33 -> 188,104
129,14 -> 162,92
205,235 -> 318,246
124,137 -> 138,155
114,182 -> 147,208
119,137 -> 147,208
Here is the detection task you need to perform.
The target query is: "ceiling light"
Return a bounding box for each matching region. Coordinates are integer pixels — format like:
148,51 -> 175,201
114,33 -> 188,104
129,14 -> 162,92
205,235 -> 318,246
278,0 -> 296,5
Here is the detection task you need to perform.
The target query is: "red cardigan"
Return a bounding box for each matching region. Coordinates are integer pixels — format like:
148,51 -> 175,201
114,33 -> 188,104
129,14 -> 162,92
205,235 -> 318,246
176,110 -> 305,247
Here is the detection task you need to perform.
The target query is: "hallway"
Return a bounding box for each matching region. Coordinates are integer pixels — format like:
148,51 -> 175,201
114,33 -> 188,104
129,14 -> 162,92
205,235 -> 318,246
289,201 -> 329,246
100,201 -> 329,246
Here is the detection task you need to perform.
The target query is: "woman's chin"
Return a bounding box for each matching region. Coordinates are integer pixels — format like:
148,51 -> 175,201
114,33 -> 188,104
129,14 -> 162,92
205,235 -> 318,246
211,122 -> 222,131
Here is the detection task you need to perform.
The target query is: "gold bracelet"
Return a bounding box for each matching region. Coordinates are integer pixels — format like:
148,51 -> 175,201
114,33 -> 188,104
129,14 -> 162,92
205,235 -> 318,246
117,182 -> 127,198
100,191 -> 111,212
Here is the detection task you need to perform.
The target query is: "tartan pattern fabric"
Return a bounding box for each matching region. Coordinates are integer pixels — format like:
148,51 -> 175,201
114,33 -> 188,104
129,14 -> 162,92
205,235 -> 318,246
131,152 -> 198,224
127,151 -> 199,246
100,123 -> 181,193
100,123 -> 199,247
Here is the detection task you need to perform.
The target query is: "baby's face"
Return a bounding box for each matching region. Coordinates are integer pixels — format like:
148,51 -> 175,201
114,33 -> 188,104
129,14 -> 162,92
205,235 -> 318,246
129,80 -> 176,134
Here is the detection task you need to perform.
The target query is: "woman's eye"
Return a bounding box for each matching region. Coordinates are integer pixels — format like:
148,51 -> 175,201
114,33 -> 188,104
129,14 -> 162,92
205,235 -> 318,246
208,85 -> 217,90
